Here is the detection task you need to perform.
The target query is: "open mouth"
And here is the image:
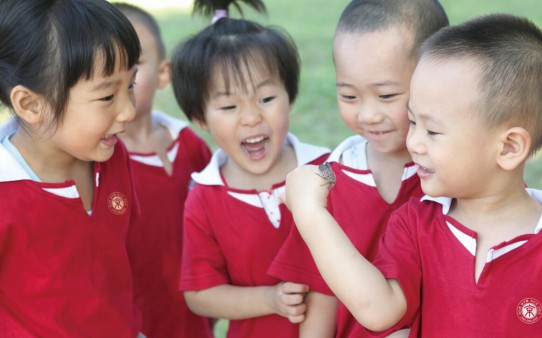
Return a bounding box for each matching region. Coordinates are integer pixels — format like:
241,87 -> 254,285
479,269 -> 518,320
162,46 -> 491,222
241,135 -> 269,160
101,133 -> 118,147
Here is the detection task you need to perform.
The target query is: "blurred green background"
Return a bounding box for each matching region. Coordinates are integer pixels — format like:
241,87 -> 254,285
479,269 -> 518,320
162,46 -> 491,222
0,1 -> 541,335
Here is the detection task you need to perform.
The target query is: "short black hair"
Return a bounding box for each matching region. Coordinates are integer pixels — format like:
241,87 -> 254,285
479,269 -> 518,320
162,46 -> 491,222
337,0 -> 449,58
114,2 -> 166,60
421,14 -> 542,154
170,0 -> 300,123
0,0 -> 140,127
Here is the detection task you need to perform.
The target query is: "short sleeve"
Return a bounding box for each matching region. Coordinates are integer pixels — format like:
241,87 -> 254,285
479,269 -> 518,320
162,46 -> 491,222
180,185 -> 229,290
372,203 -> 422,329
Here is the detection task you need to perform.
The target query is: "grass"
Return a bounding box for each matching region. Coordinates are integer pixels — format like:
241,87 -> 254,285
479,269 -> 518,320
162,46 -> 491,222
0,2 -> 541,336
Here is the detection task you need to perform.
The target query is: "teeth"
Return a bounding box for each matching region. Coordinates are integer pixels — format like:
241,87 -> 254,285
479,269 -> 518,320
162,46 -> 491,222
243,136 -> 266,144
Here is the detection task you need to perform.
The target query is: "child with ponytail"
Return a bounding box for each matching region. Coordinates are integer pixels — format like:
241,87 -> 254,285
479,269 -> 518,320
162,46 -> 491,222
170,0 -> 330,337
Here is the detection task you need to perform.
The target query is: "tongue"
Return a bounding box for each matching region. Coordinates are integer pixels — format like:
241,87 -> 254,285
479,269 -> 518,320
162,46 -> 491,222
243,140 -> 267,159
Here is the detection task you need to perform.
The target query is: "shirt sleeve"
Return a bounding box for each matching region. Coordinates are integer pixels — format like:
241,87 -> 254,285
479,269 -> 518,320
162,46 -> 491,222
180,185 -> 230,291
268,223 -> 333,295
372,203 -> 422,330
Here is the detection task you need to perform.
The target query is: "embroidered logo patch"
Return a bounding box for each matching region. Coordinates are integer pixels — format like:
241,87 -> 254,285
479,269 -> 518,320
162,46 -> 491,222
516,298 -> 542,324
108,192 -> 128,215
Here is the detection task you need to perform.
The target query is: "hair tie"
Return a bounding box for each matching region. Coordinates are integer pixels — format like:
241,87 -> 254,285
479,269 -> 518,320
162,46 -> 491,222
212,9 -> 228,24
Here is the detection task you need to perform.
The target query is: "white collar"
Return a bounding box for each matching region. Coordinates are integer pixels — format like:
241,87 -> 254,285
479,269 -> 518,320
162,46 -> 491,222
192,132 -> 329,186
0,118 -> 30,182
327,135 -> 366,165
421,189 -> 542,234
151,110 -> 188,139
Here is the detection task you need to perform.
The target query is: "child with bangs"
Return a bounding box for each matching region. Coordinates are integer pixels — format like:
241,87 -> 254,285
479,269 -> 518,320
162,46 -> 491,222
269,1 -> 448,337
282,13 -> 542,337
170,0 -> 330,337
114,3 -> 213,338
0,0 -> 144,336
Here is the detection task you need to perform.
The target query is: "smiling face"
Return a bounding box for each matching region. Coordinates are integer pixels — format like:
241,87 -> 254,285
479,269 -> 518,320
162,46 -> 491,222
199,59 -> 292,178
333,27 -> 416,156
407,57 -> 501,198
49,55 -> 138,163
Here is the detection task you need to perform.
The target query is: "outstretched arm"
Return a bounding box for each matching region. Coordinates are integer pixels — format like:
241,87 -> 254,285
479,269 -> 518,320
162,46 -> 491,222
282,165 -> 406,331
184,281 -> 309,323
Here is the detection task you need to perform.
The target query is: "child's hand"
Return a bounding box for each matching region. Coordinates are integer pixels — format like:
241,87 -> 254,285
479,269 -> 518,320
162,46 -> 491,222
271,282 -> 309,323
281,164 -> 332,214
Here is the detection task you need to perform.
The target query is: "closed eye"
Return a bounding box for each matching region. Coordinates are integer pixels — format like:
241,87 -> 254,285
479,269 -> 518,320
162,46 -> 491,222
380,94 -> 398,100
260,96 -> 275,104
340,94 -> 356,100
220,105 -> 236,111
99,94 -> 114,102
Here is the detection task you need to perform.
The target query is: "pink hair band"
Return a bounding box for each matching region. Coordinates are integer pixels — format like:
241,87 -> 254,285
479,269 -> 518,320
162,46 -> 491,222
212,9 -> 228,24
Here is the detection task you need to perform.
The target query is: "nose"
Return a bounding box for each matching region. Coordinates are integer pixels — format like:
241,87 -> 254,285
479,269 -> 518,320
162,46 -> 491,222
406,123 -> 425,155
240,104 -> 263,126
357,101 -> 383,125
117,94 -> 136,123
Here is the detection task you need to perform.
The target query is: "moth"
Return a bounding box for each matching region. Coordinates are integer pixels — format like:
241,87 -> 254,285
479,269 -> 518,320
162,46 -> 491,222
316,162 -> 336,189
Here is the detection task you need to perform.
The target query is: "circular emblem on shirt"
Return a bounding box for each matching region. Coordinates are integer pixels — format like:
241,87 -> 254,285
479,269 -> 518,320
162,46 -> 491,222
517,298 -> 542,324
107,192 -> 128,215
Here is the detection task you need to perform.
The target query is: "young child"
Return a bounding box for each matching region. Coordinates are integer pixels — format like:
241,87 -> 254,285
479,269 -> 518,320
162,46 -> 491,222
0,0 -> 142,336
169,0 -> 330,337
282,13 -> 542,337
269,0 -> 448,336
114,3 -> 213,338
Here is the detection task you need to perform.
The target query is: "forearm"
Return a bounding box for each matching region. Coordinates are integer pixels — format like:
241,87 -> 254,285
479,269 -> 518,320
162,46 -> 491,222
293,206 -> 406,331
184,284 -> 276,320
300,291 -> 338,338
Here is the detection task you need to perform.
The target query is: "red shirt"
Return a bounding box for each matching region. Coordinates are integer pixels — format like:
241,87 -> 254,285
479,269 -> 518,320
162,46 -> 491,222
181,134 -> 329,338
0,120 -> 140,337
269,136 -> 423,338
374,193 -> 542,337
126,112 -> 213,338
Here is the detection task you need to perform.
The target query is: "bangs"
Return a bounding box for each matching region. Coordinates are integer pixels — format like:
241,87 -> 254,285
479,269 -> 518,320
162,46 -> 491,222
53,0 -> 140,86
211,49 -> 277,95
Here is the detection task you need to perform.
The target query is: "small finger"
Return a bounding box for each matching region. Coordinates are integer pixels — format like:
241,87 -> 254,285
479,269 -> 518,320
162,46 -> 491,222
281,293 -> 305,306
288,313 -> 306,324
282,282 -> 309,294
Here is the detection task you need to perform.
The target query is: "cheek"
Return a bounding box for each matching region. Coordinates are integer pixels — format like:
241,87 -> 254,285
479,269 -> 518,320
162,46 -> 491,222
338,103 -> 357,125
135,74 -> 154,98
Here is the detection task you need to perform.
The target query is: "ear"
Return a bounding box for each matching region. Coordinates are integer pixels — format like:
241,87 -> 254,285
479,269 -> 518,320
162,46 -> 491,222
496,127 -> 531,171
157,59 -> 171,89
10,85 -> 46,125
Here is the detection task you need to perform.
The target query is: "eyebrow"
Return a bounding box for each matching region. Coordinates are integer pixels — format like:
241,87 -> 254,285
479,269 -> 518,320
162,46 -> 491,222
336,80 -> 401,88
407,102 -> 442,123
91,67 -> 138,92
212,78 -> 276,99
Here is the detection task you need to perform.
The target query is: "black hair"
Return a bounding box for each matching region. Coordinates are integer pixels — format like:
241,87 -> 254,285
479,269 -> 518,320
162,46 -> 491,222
337,0 -> 449,58
170,0 -> 300,122
113,2 -> 166,60
420,14 -> 542,154
0,0 -> 141,128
